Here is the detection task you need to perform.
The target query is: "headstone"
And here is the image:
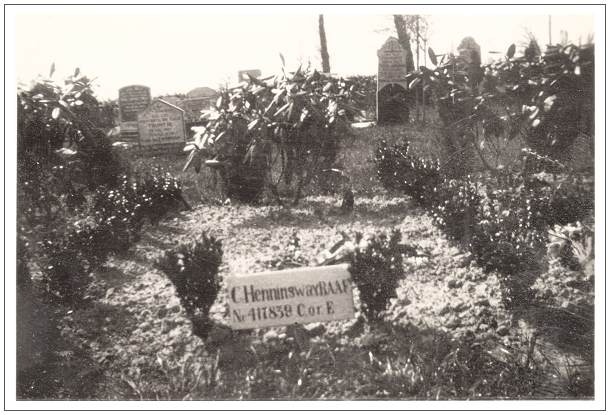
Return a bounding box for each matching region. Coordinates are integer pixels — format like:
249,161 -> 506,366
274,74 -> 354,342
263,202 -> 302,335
237,69 -> 262,82
180,87 -> 218,125
137,99 -> 186,153
118,85 -> 151,141
226,264 -> 355,330
457,36 -> 481,66
179,97 -> 215,125
457,36 -> 483,87
377,37 -> 409,124
186,86 -> 217,99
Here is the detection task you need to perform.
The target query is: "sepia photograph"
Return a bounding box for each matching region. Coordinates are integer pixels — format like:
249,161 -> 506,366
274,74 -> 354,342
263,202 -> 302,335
5,2 -> 605,411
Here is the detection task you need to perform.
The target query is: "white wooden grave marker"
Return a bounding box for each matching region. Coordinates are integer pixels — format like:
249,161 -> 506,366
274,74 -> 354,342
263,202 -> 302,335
226,264 -> 355,329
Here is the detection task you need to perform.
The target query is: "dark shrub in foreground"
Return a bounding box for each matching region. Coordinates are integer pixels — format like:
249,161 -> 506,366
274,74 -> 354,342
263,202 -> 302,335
349,230 -> 405,322
42,235 -> 90,305
155,232 -> 223,336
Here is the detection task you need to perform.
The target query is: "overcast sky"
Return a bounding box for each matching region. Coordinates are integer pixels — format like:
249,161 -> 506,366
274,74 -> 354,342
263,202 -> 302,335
13,6 -> 596,100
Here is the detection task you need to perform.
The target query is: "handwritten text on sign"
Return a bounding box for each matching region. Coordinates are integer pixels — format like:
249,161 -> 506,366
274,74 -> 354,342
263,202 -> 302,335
226,264 -> 355,329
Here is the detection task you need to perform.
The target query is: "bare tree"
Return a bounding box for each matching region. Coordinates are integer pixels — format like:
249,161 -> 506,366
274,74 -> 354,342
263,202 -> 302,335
319,15 -> 331,73
393,15 -> 415,72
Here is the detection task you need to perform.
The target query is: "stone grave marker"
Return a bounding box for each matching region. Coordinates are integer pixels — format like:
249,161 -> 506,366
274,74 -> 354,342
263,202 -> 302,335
237,69 -> 262,82
377,37 -> 410,124
179,97 -> 215,124
457,36 -> 483,87
180,87 -> 218,125
118,85 -> 151,141
137,99 -> 186,153
226,264 -> 355,330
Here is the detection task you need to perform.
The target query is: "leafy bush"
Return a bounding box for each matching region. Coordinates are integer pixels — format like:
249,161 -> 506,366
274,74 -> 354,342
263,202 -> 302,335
430,177 -> 481,242
348,230 -> 405,321
376,137 -> 593,309
346,75 -> 377,120
468,181 -> 548,307
547,177 -> 594,226
17,68 -> 131,305
17,69 -> 126,201
35,168 -> 187,305
183,67 -> 362,205
94,168 -> 187,237
155,232 -> 223,335
17,162 -> 64,228
42,233 -> 90,305
408,42 -> 594,174
375,140 -> 443,206
547,219 -> 594,278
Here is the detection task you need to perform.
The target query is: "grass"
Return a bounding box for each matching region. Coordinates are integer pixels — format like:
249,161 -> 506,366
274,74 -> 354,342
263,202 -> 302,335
103,320 -> 557,400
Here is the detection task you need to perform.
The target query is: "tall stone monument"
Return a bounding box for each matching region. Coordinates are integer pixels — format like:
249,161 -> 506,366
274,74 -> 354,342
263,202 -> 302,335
377,37 -> 409,124
137,99 -> 186,153
118,85 -> 151,142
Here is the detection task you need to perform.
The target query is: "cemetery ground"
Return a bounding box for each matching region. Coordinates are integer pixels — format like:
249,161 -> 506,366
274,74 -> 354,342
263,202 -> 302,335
17,122 -> 594,401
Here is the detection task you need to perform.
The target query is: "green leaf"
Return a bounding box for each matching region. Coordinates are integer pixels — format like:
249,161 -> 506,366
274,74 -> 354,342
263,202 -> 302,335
428,47 -> 438,66
279,53 -> 286,68
506,44 -> 516,59
49,62 -> 55,78
74,67 -> 80,78
51,107 -> 60,119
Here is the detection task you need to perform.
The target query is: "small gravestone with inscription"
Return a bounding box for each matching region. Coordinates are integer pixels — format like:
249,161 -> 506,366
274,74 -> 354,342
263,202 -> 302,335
377,37 -> 410,124
179,87 -> 218,125
118,85 -> 151,141
226,264 -> 355,330
137,99 -> 186,153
